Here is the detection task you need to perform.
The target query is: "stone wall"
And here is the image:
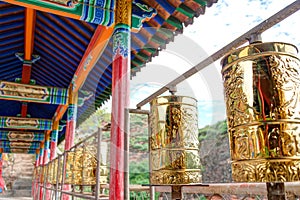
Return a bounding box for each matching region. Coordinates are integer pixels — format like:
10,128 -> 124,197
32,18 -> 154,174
200,134 -> 232,183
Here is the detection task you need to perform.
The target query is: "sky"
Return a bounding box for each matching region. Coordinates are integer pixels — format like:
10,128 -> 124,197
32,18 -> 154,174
107,0 -> 300,128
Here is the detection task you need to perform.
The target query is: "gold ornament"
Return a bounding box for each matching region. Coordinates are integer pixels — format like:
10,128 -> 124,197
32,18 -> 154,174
150,95 -> 202,185
221,42 -> 300,182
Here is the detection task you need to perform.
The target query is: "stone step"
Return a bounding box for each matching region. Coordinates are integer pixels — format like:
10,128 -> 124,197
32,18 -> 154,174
18,176 -> 33,180
12,189 -> 32,197
12,179 -> 33,191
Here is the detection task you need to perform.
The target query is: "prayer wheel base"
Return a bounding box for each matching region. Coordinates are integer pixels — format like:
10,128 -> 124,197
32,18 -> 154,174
150,170 -> 201,185
232,159 -> 300,182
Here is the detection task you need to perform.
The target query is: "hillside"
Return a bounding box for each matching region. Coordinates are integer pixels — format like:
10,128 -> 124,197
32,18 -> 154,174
199,120 -> 232,183
77,110 -> 232,184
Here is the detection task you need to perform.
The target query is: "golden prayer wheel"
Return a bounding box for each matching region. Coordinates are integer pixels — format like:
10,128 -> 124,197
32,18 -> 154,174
47,162 -> 53,184
82,147 -> 97,185
39,166 -> 45,183
65,148 -> 83,184
34,167 -> 40,180
221,42 -> 300,182
150,95 -> 202,185
48,159 -> 61,185
82,145 -> 108,185
64,146 -> 108,185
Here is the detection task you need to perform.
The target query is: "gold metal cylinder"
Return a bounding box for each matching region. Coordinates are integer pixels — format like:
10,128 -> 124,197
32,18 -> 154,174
82,147 -> 97,185
221,42 -> 300,182
47,161 -> 53,184
150,95 -> 201,185
65,150 -> 83,184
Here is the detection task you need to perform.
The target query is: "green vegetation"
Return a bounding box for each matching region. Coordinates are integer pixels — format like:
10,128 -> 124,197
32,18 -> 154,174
129,159 -> 149,185
198,120 -> 227,143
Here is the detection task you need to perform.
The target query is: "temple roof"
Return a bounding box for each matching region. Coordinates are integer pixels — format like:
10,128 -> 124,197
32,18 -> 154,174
0,0 -> 217,152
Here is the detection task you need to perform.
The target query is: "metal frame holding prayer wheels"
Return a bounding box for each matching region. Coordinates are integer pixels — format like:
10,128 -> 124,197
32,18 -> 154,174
34,129 -> 109,200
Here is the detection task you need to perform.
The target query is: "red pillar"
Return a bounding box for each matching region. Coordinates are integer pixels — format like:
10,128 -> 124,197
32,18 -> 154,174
39,143 -> 44,200
43,134 -> 51,200
109,1 -> 131,199
50,121 -> 59,160
42,122 -> 59,200
62,92 -> 77,200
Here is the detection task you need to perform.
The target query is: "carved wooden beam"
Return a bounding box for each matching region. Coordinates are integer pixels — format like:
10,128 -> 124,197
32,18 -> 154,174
0,116 -> 52,130
0,130 -> 44,142
0,81 -> 68,105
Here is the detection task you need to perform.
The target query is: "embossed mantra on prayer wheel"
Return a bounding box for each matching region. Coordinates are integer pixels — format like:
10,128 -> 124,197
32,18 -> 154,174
65,148 -> 83,184
150,96 -> 201,185
221,42 -> 300,182
65,146 -> 108,185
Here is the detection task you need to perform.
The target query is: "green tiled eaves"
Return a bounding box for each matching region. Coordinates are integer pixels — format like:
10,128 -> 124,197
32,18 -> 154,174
194,0 -> 207,6
176,4 -> 195,18
165,16 -> 183,29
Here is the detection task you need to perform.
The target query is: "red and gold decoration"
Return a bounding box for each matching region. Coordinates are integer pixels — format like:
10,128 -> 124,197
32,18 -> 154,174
221,42 -> 300,182
150,95 -> 201,185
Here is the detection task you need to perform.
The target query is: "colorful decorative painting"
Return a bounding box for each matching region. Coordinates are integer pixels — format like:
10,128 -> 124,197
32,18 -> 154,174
0,117 -> 52,130
9,0 -> 115,25
0,131 -> 44,142
0,81 -> 68,105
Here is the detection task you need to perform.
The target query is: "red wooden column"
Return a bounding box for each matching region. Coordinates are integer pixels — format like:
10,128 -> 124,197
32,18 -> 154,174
43,121 -> 59,200
62,92 -> 78,200
109,0 -> 131,199
39,143 -> 44,200
43,134 -> 50,165
43,133 -> 51,200
50,121 -> 59,160
65,93 -> 77,150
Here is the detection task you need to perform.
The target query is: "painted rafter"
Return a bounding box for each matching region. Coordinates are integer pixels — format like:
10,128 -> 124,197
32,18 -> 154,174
51,26 -> 114,121
40,26 -> 113,154
70,25 -> 114,93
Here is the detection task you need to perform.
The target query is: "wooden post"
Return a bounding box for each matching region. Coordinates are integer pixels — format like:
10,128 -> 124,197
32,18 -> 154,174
43,133 -> 51,200
171,186 -> 182,200
109,0 -> 131,199
62,92 -> 78,200
267,182 -> 286,200
39,143 -> 44,200
50,121 -> 59,160
65,92 -> 78,150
